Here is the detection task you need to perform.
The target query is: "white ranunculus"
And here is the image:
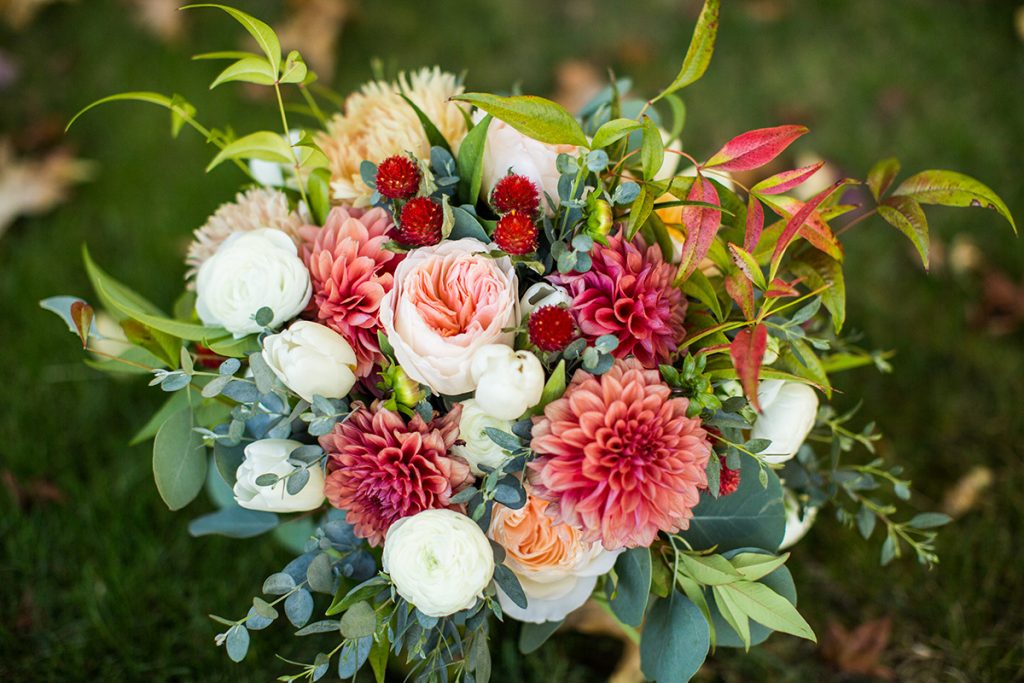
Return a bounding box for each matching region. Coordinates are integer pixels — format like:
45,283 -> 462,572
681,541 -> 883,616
379,239 -> 519,396
233,439 -> 325,513
519,282 -> 572,319
452,399 -> 514,475
479,117 -> 578,213
262,321 -> 358,403
470,345 -> 545,420
196,228 -> 311,337
779,490 -> 819,550
750,380 -> 819,464
382,509 -> 495,617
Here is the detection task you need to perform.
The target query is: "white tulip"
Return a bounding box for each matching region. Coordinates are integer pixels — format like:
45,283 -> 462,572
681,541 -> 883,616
519,282 -> 572,318
479,116 -> 577,214
196,228 -> 311,337
382,509 -> 495,617
750,380 -> 819,464
470,345 -> 545,420
262,321 -> 358,403
233,439 -> 325,513
452,399 -> 514,475
779,490 -> 819,550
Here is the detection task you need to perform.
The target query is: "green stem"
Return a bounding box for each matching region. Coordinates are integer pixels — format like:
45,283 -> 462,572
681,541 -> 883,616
274,82 -> 310,207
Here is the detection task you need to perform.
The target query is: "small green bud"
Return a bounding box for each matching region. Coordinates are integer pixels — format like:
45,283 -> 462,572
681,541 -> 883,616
585,197 -> 613,246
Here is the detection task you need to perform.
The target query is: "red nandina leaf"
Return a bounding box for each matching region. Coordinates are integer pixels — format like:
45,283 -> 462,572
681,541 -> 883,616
727,243 -> 766,290
678,173 -> 722,280
866,157 -> 900,201
69,301 -> 93,349
704,125 -> 808,172
724,270 -> 755,320
878,195 -> 930,269
767,194 -> 844,262
765,277 -> 802,298
752,161 -> 825,196
771,179 -> 853,271
744,194 -> 764,252
730,324 -> 768,412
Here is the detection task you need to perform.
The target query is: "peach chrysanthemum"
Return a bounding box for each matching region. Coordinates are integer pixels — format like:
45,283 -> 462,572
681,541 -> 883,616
528,358 -> 712,550
317,67 -> 468,207
299,206 -> 400,377
185,188 -> 303,281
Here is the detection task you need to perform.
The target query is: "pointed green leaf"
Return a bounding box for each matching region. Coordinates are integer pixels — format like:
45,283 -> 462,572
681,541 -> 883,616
206,131 -> 294,172
457,114 -> 492,204
400,94 -> 453,154
452,93 -> 588,147
279,50 -> 308,84
788,250 -> 845,333
640,116 -> 665,181
153,408 -> 207,511
183,4 -> 281,74
892,169 -> 1015,233
878,196 -> 930,269
210,56 -> 277,88
866,157 -> 900,200
654,0 -> 720,100
717,580 -> 816,642
591,118 -> 642,149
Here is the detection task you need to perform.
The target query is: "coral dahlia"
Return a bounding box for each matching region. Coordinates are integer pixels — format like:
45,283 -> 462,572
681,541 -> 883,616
321,402 -> 472,547
300,206 -> 400,377
550,234 -> 686,367
528,358 -> 711,550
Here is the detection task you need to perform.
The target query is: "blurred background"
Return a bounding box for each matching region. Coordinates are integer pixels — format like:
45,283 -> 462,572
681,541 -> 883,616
1,0 -> 1021,680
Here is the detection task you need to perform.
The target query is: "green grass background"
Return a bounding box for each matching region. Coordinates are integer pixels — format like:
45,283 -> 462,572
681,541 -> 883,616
1,0 -> 1021,680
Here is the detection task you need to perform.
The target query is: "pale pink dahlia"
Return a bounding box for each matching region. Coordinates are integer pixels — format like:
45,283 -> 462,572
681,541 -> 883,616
551,234 -> 686,368
321,403 -> 472,546
300,206 -> 401,377
528,358 -> 711,550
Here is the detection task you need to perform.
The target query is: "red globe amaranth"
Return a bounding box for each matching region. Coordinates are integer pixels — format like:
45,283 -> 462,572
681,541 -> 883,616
528,358 -> 712,550
300,206 -> 400,377
321,402 -> 472,547
550,234 -> 686,368
717,455 -> 741,496
491,173 -> 541,215
494,211 -> 538,255
375,155 -> 421,199
528,305 -> 576,352
398,197 -> 443,246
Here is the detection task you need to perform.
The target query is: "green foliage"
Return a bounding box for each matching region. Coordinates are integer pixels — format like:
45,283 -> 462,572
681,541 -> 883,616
639,595 -> 710,682
653,0 -> 719,101
453,93 -> 589,147
607,547 -> 652,627
152,407 -> 207,511
457,114 -> 492,204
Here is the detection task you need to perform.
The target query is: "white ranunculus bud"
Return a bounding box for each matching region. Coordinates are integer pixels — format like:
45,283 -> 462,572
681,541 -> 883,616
452,399 -> 514,475
196,228 -> 311,337
750,380 -> 819,464
479,117 -> 578,214
233,439 -> 325,513
779,490 -> 819,550
382,509 -> 495,617
262,321 -> 358,403
470,345 -> 545,420
519,282 -> 572,319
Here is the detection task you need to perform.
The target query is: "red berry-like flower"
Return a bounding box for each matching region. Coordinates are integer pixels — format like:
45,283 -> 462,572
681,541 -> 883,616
717,456 -> 741,496
529,305 -> 576,352
398,197 -> 443,246
491,174 -> 541,215
494,211 -> 538,255
375,155 -> 421,200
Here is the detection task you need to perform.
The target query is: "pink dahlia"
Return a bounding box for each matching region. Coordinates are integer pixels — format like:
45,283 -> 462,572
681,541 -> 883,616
321,402 -> 472,546
550,234 -> 686,368
300,206 -> 401,377
528,358 -> 711,550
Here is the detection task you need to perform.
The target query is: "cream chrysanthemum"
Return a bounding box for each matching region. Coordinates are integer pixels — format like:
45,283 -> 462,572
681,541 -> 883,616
318,67 -> 468,207
185,188 -> 303,281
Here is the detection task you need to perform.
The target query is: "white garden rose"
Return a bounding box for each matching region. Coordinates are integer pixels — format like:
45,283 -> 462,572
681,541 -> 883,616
519,281 -> 572,318
233,439 -> 325,513
262,321 -> 358,403
379,239 -> 519,396
470,345 -> 545,420
452,399 -> 514,475
750,380 -> 819,464
489,496 -> 622,623
196,228 -> 311,337
779,490 -> 819,550
382,509 -> 495,617
479,117 -> 577,214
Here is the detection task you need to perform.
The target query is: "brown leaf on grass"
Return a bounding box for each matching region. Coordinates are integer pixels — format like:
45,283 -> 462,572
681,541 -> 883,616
2,469 -> 67,510
276,0 -> 350,83
552,60 -> 603,114
0,139 -> 94,237
0,0 -> 73,29
123,0 -> 184,42
821,616 -> 894,679
942,465 -> 993,518
563,601 -> 643,683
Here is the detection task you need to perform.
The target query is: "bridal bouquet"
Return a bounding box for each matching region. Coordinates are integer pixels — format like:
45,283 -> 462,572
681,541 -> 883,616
45,2 -> 1015,681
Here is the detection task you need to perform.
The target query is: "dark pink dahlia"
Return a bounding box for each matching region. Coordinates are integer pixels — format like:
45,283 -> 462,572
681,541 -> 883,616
550,234 -> 686,368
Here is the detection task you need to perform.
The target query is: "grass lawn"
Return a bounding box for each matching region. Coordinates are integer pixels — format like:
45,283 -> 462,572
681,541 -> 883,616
1,0 -> 1021,680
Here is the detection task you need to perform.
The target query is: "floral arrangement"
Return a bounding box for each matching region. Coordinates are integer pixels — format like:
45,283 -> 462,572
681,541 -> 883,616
45,3 -> 1016,682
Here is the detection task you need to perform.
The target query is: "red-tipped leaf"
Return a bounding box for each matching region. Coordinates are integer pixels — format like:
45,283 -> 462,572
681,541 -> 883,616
70,300 -> 93,349
704,125 -> 808,172
725,270 -> 756,320
752,161 -> 825,195
678,173 -> 722,280
765,277 -> 801,298
730,324 -> 768,411
744,194 -> 764,252
770,179 -> 853,270
767,194 -> 844,262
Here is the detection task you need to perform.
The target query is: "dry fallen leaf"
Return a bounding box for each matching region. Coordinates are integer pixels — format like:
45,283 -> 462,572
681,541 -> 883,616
563,600 -> 643,683
821,616 -> 894,679
276,0 -> 350,83
0,139 -> 94,237
123,0 -> 184,42
942,465 -> 993,518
